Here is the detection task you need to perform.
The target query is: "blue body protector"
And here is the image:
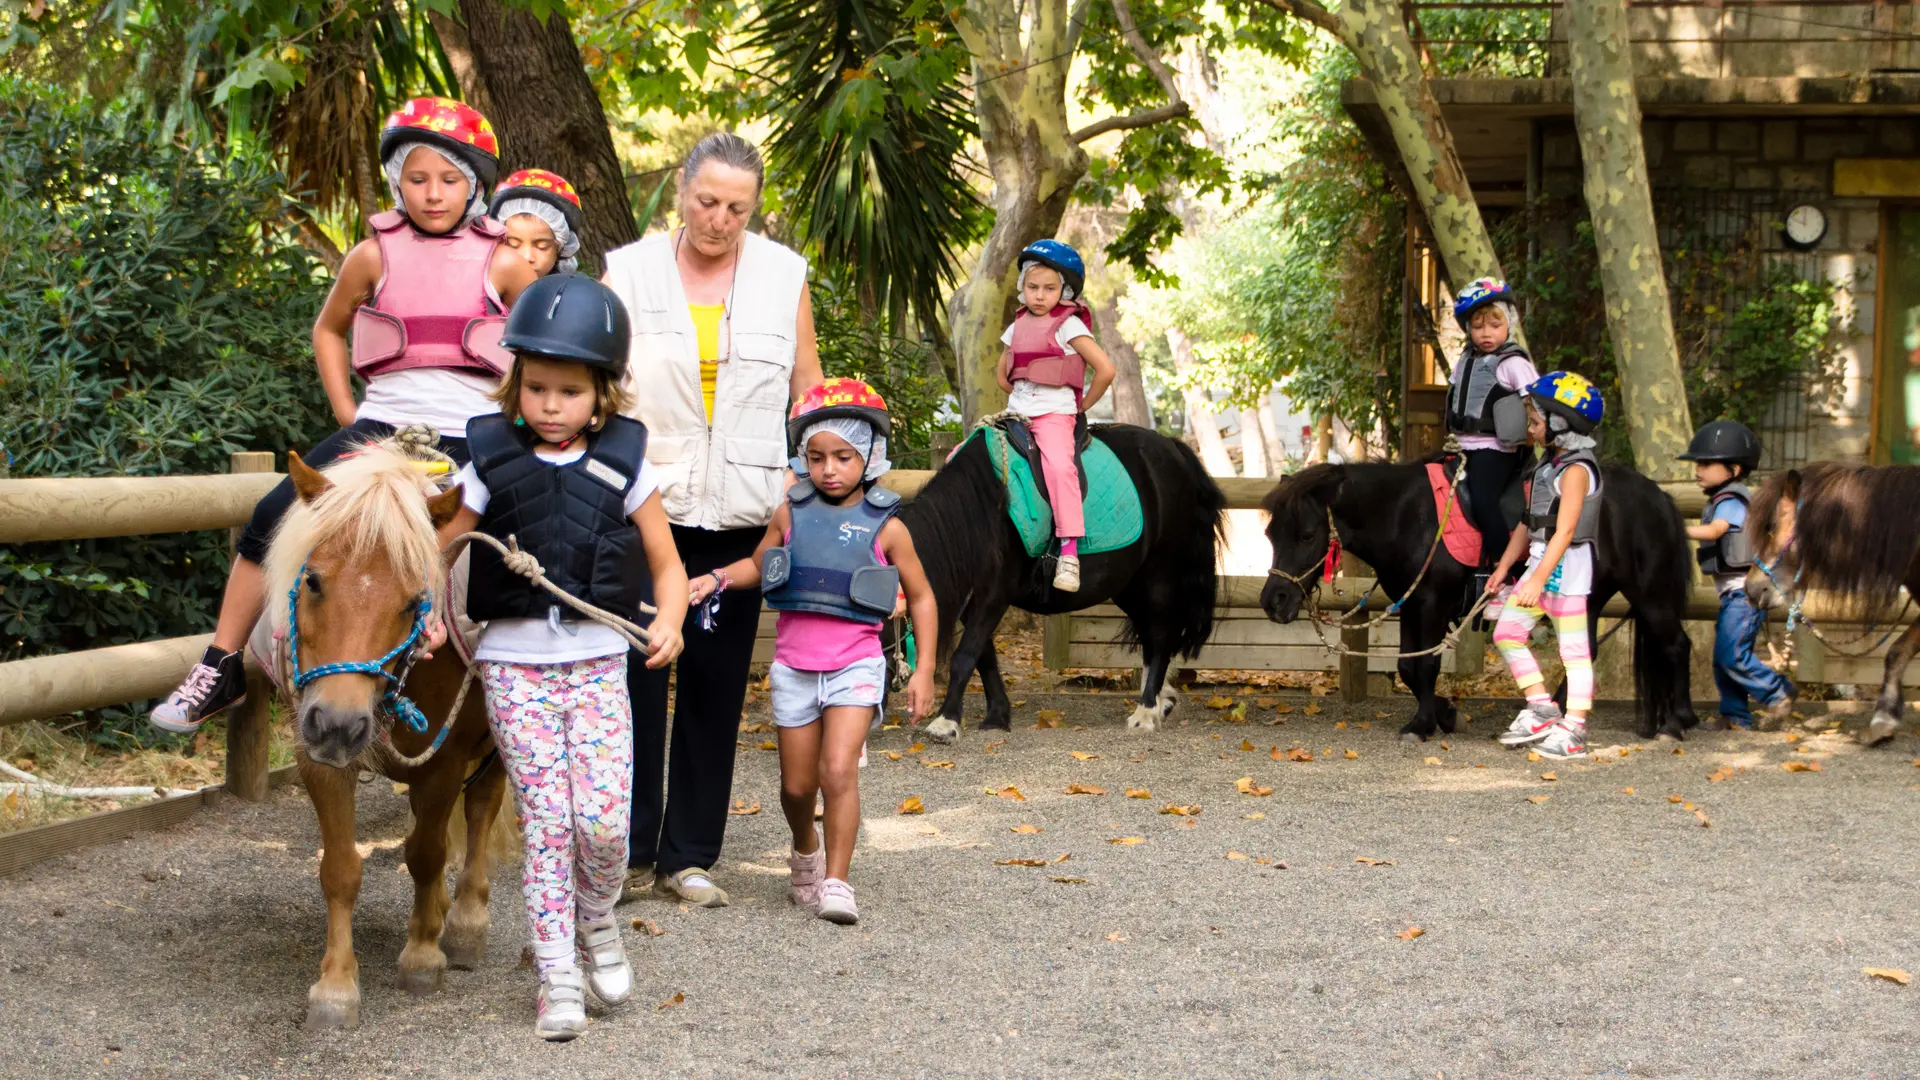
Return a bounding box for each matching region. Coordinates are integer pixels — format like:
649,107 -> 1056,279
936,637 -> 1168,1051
762,480 -> 901,625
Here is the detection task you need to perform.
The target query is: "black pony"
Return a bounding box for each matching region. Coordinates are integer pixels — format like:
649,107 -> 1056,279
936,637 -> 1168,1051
1259,460 -> 1696,740
901,424 -> 1226,743
1746,463 -> 1920,746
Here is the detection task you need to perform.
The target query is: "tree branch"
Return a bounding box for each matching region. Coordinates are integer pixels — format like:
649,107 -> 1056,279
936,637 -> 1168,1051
1071,100 -> 1191,143
1251,0 -> 1344,41
1110,0 -> 1182,105
1065,0 -> 1094,58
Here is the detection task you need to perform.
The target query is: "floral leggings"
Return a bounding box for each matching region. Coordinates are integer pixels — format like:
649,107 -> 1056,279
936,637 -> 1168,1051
481,654 -> 633,969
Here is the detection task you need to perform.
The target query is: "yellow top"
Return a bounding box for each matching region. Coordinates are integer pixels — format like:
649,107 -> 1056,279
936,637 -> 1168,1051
690,303 -> 724,423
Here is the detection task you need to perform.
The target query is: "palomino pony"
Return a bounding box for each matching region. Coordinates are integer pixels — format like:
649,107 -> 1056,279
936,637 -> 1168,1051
1746,463 -> 1920,746
903,424 -> 1226,743
1260,460 -> 1697,741
265,442 -> 507,1029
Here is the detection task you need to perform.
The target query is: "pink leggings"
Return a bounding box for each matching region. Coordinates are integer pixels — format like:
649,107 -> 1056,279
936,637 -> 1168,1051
1028,412 -> 1084,538
1493,592 -> 1594,713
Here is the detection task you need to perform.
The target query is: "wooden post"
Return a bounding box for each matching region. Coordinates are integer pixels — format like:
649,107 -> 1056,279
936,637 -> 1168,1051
1339,623 -> 1370,702
930,430 -> 961,468
1042,613 -> 1072,670
224,450 -> 276,802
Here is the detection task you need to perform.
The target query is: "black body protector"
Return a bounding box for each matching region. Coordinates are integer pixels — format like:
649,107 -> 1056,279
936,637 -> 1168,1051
1697,481 -> 1755,575
1526,448 -> 1603,545
465,413 -> 654,622
1446,343 -> 1532,445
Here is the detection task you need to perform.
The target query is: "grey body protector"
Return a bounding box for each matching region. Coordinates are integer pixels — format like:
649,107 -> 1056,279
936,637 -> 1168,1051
1697,482 -> 1754,575
762,479 -> 902,625
1526,449 -> 1603,546
1446,345 -> 1531,446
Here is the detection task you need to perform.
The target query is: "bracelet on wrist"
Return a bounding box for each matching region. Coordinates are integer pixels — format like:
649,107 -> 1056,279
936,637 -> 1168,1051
710,569 -> 730,595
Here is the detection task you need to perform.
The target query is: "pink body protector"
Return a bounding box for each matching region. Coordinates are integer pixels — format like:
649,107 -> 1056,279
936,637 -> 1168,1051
1007,302 -> 1094,401
351,210 -> 513,379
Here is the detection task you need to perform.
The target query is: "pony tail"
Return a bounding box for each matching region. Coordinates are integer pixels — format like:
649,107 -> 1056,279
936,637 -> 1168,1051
1156,435 -> 1226,660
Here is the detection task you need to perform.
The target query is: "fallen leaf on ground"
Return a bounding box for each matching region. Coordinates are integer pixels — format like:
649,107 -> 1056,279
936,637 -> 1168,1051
897,796 -> 925,815
1051,852 -> 1071,863
1344,750 -> 1359,760
1304,702 -> 1322,715
1234,776 -> 1274,796
1228,702 -> 1248,723
728,800 -> 761,816
1527,751 -> 1541,762
995,857 -> 1050,867
1397,926 -> 1426,941
1070,751 -> 1101,760
1354,856 -> 1396,866
1683,802 -> 1698,812
1695,809 -> 1712,827
630,918 -> 665,937
1125,787 -> 1151,798
1335,721 -> 1349,730
1066,783 -> 1107,795
908,741 -> 926,753
658,992 -> 684,1010
1423,756 -> 1443,766
1010,824 -> 1042,834
1283,747 -> 1314,762
757,740 -> 777,751
1672,747 -> 1686,755
1541,772 -> 1558,782
1621,787 -> 1636,795
985,741 -> 1006,755
1106,931 -> 1127,942
1526,795 -> 1551,805
1274,704 -> 1294,714
1160,804 -> 1201,816
1865,967 -> 1912,985
1225,851 -> 1250,861
923,759 -> 955,769
1049,876 -> 1088,884
1034,709 -> 1064,729
1107,836 -> 1147,845
1245,811 -> 1266,820
883,751 -> 903,761
739,722 -> 772,734
1256,698 -> 1278,709
1205,695 -> 1233,709
1440,741 -> 1452,751
1782,760 -> 1823,773
1239,738 -> 1255,752
1668,794 -> 1685,803
990,785 -> 1027,801
1357,721 -> 1371,728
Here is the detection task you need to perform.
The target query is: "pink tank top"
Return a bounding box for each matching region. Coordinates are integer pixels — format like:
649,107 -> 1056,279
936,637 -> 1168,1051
772,535 -> 888,671
351,211 -> 513,379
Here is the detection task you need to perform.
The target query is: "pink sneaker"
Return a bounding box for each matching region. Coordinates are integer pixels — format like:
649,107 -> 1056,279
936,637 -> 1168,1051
818,877 -> 859,924
788,837 -> 824,912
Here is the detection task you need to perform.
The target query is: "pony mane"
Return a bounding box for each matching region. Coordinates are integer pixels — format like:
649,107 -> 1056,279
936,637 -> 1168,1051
1261,463 -> 1343,521
1752,461 -> 1920,608
262,438 -> 448,631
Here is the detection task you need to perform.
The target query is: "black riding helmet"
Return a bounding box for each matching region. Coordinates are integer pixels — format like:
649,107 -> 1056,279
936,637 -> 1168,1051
1678,419 -> 1761,472
500,273 -> 630,374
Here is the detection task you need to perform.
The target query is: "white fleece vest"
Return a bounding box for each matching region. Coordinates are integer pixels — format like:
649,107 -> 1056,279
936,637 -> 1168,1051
605,230 -> 808,530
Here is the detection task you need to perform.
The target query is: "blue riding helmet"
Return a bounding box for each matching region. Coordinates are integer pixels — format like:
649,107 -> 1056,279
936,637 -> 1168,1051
1453,277 -> 1514,330
1018,239 -> 1086,301
1525,370 -> 1604,435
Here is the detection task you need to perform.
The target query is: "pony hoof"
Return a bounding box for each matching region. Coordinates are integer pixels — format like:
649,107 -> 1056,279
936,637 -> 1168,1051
441,926 -> 487,971
1126,705 -> 1158,731
1655,732 -> 1680,744
397,964 -> 444,997
1156,687 -> 1179,718
1861,713 -> 1901,747
305,987 -> 360,1031
980,717 -> 1013,733
1399,732 -> 1425,746
925,717 -> 961,745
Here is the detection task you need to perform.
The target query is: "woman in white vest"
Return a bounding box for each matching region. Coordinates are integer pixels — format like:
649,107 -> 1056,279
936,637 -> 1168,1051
604,132 -> 823,907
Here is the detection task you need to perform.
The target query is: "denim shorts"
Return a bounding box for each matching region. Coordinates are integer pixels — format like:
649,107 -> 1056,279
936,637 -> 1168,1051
769,657 -> 887,727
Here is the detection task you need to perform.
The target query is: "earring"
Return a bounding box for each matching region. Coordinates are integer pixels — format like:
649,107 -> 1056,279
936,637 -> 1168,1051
513,415 -> 526,427
591,414 -> 600,428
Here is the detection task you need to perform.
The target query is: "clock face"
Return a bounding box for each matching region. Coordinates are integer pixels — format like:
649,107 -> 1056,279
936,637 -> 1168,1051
1784,204 -> 1827,248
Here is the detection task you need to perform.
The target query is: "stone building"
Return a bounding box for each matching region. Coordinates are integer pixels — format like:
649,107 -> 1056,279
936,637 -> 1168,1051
1344,3 -> 1920,465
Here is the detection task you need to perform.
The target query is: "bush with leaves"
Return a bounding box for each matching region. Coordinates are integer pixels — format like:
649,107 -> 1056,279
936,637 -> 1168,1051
0,80 -> 332,737
809,275 -> 958,471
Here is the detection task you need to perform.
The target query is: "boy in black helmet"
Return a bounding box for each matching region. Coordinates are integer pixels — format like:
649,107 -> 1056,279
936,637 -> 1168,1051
1680,420 -> 1794,731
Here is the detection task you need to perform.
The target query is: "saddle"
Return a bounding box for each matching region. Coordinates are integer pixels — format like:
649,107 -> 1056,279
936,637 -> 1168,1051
973,420 -> 1144,560
999,413 -> 1093,504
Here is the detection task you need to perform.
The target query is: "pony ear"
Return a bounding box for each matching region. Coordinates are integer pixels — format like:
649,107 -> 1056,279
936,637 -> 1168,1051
426,483 -> 465,528
1781,469 -> 1801,502
1308,466 -> 1346,505
287,449 -> 332,503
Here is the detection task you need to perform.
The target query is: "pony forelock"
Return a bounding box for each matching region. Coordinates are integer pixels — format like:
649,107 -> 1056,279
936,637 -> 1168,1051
262,438 -> 448,631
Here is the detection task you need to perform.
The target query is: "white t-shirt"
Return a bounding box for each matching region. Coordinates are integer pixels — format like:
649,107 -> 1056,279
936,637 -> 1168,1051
455,444 -> 661,664
1523,460 -> 1595,597
357,369 -> 501,437
1001,316 -> 1093,417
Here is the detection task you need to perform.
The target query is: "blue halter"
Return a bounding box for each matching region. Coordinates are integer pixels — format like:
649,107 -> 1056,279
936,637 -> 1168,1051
286,560 -> 442,748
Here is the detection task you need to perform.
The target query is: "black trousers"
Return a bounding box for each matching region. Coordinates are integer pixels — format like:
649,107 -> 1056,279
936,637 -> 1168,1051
234,418 -> 470,564
1462,447 -> 1528,569
628,523 -> 765,874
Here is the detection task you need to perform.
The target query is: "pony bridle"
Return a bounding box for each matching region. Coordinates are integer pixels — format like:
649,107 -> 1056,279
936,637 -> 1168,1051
1267,508 -> 1341,589
286,561 -> 447,755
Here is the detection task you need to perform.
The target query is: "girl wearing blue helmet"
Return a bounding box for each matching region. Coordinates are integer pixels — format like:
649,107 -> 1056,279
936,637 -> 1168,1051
1445,278 -> 1540,594
1485,370 -> 1605,762
995,239 -> 1116,593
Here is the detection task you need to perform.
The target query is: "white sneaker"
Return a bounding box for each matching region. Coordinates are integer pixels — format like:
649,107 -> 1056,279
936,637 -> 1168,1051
818,877 -> 859,924
576,920 -> 632,1006
1498,702 -> 1563,747
1533,721 -> 1590,761
788,838 -> 824,912
1053,555 -> 1081,593
535,966 -> 589,1041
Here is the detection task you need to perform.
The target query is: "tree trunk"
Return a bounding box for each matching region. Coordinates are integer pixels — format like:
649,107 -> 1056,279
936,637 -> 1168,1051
426,10 -> 497,119
1091,288 -> 1153,426
454,0 -> 639,276
1237,407 -> 1269,478
1566,0 -> 1693,477
1257,394 -> 1288,473
1335,0 -> 1503,292
1167,327 -> 1234,475
948,0 -> 1089,425
1308,411 -> 1333,465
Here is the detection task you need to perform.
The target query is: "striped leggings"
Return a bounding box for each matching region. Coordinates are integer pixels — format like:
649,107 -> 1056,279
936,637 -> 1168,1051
1493,592 -> 1593,713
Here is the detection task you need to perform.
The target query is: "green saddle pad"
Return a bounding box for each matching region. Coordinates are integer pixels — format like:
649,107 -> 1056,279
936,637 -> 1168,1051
974,425 -> 1144,559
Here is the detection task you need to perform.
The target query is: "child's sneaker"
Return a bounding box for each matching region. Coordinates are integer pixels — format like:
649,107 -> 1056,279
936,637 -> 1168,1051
817,877 -> 858,924
535,966 -> 589,1041
788,837 -> 824,912
1533,721 -> 1589,761
1498,702 -> 1562,747
149,645 -> 247,734
1053,555 -> 1081,593
575,919 -> 632,1006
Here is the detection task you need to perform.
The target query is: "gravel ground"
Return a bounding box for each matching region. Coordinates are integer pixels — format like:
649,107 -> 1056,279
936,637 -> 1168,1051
3,690 -> 1919,1079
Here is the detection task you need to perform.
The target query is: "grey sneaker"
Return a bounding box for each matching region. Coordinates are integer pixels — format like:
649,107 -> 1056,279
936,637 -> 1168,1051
150,646 -> 247,735
654,867 -> 730,907
535,966 -> 589,1041
1533,721 -> 1590,761
576,920 -> 631,1006
818,877 -> 859,925
1498,702 -> 1563,747
1052,555 -> 1081,593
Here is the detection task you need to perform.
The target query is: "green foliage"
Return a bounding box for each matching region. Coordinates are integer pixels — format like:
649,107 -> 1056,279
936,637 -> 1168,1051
810,275 -> 958,470
1410,4 -> 1551,78
0,81 -> 333,736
